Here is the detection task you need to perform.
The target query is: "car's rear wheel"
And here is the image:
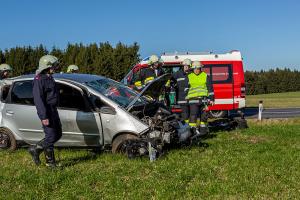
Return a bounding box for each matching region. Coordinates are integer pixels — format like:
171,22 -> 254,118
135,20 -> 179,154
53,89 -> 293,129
112,134 -> 147,158
209,110 -> 228,118
0,128 -> 17,151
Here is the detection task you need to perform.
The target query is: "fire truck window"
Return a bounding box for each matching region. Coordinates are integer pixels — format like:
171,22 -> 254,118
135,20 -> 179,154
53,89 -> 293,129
172,66 -> 180,73
211,65 -> 232,83
163,67 -> 172,74
162,65 -> 181,74
131,69 -> 141,84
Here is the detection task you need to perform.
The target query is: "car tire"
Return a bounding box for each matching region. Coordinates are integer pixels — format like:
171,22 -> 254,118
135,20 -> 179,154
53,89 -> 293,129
209,110 -> 228,118
0,128 -> 17,151
111,134 -> 139,154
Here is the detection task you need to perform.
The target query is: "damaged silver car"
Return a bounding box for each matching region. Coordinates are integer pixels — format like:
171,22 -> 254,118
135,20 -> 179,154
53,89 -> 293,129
0,73 -> 191,158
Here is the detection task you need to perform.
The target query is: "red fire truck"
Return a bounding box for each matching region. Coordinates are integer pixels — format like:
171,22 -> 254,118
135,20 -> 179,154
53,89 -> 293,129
122,51 -> 246,118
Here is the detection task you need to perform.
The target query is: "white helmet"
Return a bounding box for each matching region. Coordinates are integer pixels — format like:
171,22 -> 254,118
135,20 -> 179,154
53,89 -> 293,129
36,55 -> 59,74
148,55 -> 159,65
191,61 -> 204,69
67,65 -> 79,73
0,64 -> 12,72
182,59 -> 192,67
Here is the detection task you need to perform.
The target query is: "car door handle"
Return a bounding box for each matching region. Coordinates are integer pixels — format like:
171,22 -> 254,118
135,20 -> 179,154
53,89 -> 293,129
6,110 -> 14,115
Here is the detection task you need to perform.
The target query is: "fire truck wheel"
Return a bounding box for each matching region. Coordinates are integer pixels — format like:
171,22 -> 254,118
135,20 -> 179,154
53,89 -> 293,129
209,110 -> 228,119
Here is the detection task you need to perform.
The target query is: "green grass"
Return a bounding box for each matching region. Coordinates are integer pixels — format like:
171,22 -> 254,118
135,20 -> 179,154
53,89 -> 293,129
246,91 -> 300,108
1,119 -> 300,199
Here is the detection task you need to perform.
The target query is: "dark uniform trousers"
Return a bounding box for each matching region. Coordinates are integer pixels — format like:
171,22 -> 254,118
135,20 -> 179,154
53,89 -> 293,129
188,100 -> 209,127
33,74 -> 62,150
171,70 -> 190,122
43,105 -> 62,149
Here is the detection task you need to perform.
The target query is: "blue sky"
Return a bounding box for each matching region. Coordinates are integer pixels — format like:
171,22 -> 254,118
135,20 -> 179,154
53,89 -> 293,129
0,0 -> 300,70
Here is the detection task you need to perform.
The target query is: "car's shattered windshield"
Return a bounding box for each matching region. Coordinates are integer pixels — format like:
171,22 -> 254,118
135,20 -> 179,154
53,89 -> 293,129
86,78 -> 147,107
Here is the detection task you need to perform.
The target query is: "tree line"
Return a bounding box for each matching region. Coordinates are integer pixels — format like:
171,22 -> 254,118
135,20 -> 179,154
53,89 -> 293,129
0,42 -> 140,81
1,43 -> 299,95
245,68 -> 300,95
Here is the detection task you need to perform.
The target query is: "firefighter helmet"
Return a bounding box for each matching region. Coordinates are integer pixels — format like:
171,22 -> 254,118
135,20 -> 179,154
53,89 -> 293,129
37,55 -> 59,74
67,65 -> 79,73
0,64 -> 12,72
191,61 -> 204,69
182,59 -> 192,67
148,55 -> 159,65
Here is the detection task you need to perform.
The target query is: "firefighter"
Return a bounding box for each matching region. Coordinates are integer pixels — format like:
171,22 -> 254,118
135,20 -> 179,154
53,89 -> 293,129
28,55 -> 62,168
0,64 -> 13,80
67,64 -> 79,73
134,55 -> 164,89
186,61 -> 214,136
171,58 -> 192,123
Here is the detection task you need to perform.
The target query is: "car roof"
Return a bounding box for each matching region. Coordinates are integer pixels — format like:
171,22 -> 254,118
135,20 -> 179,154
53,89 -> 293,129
9,73 -> 106,83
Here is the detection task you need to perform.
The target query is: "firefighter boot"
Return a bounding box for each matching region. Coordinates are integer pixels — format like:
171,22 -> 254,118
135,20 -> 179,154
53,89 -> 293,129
44,148 -> 57,168
199,121 -> 209,136
199,122 -> 209,136
28,141 -> 44,166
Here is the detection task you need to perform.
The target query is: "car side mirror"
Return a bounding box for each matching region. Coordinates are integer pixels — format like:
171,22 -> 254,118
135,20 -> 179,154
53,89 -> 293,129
99,106 -> 116,115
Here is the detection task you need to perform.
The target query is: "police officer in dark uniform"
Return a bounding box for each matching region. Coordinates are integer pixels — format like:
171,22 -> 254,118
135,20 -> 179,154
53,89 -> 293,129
0,64 -> 13,80
28,55 -> 62,168
171,59 -> 192,123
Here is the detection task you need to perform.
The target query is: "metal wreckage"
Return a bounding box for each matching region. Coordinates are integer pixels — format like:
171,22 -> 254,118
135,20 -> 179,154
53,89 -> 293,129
113,74 -> 247,160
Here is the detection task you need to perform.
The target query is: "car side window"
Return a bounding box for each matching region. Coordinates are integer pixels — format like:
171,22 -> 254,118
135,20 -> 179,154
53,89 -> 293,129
10,81 -> 34,105
57,83 -> 87,111
89,95 -> 106,110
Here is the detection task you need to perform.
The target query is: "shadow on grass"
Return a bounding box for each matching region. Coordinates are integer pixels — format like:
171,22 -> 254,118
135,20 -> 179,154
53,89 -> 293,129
57,149 -> 100,168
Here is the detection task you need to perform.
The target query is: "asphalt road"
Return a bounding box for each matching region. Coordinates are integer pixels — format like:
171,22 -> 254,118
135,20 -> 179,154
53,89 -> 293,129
244,107 -> 300,119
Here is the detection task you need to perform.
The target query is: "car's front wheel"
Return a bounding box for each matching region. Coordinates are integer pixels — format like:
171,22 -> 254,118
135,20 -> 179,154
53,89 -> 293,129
112,134 -> 147,158
0,128 -> 17,151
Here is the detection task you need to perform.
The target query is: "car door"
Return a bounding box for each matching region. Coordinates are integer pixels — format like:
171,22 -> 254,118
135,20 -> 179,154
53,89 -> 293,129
2,80 -> 44,144
56,82 -> 103,147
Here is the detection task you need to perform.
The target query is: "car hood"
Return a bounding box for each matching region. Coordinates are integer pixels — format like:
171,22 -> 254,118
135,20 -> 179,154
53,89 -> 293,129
126,73 -> 171,111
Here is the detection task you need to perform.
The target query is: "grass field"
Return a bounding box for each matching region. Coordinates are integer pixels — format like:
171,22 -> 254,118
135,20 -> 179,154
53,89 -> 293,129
246,91 -> 300,108
1,119 -> 300,199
